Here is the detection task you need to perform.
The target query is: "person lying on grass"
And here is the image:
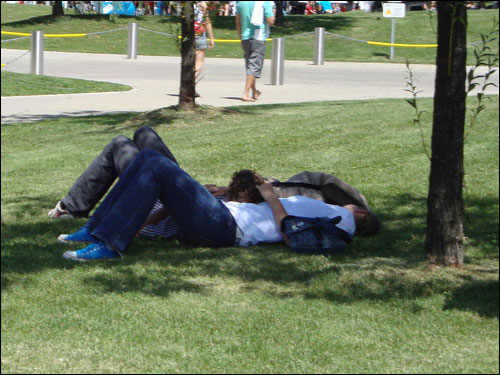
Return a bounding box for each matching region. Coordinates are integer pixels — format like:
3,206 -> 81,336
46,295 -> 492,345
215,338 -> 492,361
134,171 -> 379,242
59,149 -> 380,262
49,126 -> 378,242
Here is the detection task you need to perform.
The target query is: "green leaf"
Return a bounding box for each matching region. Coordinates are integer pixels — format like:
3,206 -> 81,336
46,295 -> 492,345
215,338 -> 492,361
406,99 -> 417,109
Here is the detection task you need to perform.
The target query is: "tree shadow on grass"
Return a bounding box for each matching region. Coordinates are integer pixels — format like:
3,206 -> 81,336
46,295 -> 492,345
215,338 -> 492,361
304,270 -> 499,319
372,52 -> 390,60
207,14 -> 356,35
75,192 -> 498,314
348,193 -> 429,262
12,110 -> 179,136
1,12 -> 354,34
2,12 -> 357,39
463,196 -> 500,260
82,265 -> 208,298
1,221 -> 81,291
1,111 -> 136,129
1,111 -> 135,126
2,191 -> 497,317
155,13 -> 357,36
1,14 -> 124,27
299,193 -> 499,318
77,105 -> 257,134
117,106 -> 181,131
3,194 -> 62,221
3,101 -> 355,131
443,278 -> 499,318
1,194 -> 89,279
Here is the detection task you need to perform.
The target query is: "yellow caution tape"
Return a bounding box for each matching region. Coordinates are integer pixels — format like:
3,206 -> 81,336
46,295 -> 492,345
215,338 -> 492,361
367,41 -> 437,48
2,30 -> 434,46
211,38 -> 272,43
1,31 -> 87,37
1,31 -> 30,36
1,63 -> 6,67
177,35 -> 271,43
211,39 -> 242,43
45,33 -> 87,37
2,30 -> 276,42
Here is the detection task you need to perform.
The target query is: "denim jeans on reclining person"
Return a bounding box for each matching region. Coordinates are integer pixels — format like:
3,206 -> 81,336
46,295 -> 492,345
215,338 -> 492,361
86,149 -> 237,255
62,126 -> 179,218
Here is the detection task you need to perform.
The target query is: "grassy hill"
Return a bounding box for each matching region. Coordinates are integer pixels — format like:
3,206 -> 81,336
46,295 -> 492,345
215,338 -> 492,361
2,97 -> 499,373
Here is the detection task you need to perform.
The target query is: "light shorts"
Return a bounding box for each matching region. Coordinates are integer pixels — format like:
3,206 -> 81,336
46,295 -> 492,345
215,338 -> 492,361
241,39 -> 266,79
195,34 -> 208,50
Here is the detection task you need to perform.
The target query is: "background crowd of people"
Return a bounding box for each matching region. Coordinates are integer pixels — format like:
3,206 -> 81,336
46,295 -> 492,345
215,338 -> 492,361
7,1 -> 498,15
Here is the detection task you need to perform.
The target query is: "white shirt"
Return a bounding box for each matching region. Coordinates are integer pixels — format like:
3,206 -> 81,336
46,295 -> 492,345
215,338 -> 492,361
223,195 -> 355,247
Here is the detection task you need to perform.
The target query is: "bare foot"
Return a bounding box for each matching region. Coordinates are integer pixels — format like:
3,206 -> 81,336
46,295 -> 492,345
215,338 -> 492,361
253,90 -> 261,100
242,96 -> 256,102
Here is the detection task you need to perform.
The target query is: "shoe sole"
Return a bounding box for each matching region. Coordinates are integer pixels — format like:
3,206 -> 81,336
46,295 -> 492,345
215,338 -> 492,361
62,252 -> 89,262
48,213 -> 74,219
58,235 -> 71,244
62,251 -> 120,262
58,234 -> 96,244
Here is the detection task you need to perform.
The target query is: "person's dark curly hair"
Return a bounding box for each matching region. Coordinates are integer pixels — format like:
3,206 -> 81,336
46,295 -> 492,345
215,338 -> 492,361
355,209 -> 381,237
226,169 -> 265,203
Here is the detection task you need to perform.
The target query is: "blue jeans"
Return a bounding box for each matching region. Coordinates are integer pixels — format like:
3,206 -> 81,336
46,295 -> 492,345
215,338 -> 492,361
86,149 -> 236,254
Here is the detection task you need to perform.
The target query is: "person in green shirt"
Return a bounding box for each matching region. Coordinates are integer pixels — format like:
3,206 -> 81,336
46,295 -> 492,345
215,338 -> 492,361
235,1 -> 275,102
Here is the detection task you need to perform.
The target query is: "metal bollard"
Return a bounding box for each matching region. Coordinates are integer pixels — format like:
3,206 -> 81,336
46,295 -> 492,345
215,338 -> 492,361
313,27 -> 325,65
270,37 -> 285,86
127,22 -> 138,59
30,30 -> 44,75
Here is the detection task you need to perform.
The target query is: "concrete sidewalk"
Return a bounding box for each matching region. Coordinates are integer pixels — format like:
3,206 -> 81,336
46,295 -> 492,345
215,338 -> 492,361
1,49 -> 498,124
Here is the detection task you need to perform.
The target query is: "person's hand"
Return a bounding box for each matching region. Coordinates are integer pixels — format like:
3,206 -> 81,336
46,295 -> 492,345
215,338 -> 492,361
213,186 -> 228,197
204,184 -> 228,197
208,39 -> 215,49
136,207 -> 168,237
256,182 -> 290,245
205,184 -> 218,193
136,222 -> 147,238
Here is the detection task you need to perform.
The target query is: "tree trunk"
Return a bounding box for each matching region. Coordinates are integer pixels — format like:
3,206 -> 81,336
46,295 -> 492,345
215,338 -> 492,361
275,1 -> 284,27
178,1 -> 196,111
425,1 -> 467,267
52,1 -> 65,16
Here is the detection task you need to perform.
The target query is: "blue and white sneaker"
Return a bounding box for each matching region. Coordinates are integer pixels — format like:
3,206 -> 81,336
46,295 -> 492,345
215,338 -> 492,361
62,241 -> 120,262
58,226 -> 96,244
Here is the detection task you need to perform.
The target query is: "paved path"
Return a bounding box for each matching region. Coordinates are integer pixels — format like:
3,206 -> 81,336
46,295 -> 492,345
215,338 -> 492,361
1,49 -> 498,124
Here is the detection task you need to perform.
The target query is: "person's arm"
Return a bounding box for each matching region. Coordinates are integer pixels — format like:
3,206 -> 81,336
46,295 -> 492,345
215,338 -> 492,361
235,13 -> 242,40
202,2 -> 214,48
265,2 -> 275,26
136,207 -> 168,237
204,184 -> 228,197
256,182 -> 290,246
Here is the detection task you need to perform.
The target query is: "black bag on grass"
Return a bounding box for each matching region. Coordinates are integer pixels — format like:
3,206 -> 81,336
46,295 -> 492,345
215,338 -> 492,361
281,215 -> 353,256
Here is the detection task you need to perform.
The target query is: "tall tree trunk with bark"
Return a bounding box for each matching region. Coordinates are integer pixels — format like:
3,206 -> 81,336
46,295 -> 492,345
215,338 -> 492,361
274,1 -> 284,26
178,1 -> 196,111
425,1 -> 467,267
52,1 -> 65,16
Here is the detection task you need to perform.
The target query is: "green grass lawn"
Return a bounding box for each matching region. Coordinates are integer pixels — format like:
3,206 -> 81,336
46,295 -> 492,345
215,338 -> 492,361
1,70 -> 132,96
1,97 -> 498,373
1,3 -> 499,65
